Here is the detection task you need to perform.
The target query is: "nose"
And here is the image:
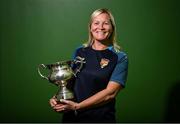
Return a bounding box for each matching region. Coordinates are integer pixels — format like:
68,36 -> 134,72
98,23 -> 104,29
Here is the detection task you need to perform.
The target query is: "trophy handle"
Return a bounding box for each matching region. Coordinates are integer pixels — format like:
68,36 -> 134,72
73,56 -> 86,76
37,64 -> 49,80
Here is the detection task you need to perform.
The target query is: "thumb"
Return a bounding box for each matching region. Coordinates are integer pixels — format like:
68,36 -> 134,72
60,99 -> 70,104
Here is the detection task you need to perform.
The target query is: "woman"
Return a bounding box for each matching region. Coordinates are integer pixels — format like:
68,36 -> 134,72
49,8 -> 128,123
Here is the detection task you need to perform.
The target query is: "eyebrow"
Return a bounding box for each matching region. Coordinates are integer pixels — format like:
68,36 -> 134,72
93,19 -> 111,22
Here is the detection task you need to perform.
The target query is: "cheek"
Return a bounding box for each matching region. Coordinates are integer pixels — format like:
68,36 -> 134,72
90,28 -> 95,37
90,25 -> 97,32
106,25 -> 113,32
109,29 -> 113,34
107,28 -> 113,36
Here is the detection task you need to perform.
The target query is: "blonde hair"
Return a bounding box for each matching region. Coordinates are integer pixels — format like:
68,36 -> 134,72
83,8 -> 121,52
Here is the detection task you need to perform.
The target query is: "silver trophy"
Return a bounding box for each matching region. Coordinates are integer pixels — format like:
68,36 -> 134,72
37,56 -> 85,101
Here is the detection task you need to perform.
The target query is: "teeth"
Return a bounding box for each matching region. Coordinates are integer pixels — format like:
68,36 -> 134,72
97,31 -> 105,34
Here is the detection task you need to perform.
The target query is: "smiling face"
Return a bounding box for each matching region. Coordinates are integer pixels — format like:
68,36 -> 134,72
90,13 -> 113,43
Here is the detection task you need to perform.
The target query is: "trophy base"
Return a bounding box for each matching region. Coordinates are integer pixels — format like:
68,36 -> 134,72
56,87 -> 74,101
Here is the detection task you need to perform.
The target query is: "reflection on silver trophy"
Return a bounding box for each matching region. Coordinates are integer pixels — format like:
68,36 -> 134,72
37,56 -> 85,101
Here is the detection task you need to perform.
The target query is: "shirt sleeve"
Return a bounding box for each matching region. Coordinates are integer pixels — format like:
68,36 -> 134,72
72,49 -> 78,60
110,52 -> 128,88
71,46 -> 83,70
71,46 -> 83,59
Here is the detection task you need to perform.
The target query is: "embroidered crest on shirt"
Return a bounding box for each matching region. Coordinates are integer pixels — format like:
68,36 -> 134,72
100,58 -> 110,68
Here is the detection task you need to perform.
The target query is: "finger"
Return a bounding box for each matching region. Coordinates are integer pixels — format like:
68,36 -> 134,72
50,98 -> 57,107
54,105 -> 67,112
52,99 -> 57,105
56,105 -> 71,112
53,104 -> 66,110
54,107 -> 65,112
59,99 -> 78,110
54,103 -> 64,107
60,99 -> 71,104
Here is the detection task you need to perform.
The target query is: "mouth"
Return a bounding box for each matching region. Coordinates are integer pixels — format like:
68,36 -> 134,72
96,31 -> 106,35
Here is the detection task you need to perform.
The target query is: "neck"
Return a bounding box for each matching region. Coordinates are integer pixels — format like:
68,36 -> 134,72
92,41 -> 109,50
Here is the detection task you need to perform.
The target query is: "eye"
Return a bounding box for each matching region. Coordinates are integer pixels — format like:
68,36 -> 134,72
104,21 -> 110,25
93,21 -> 99,25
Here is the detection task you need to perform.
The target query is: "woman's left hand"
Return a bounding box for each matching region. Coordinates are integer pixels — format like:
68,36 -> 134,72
53,99 -> 79,112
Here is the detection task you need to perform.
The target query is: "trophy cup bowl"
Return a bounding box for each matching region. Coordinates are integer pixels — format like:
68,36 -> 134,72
37,56 -> 85,101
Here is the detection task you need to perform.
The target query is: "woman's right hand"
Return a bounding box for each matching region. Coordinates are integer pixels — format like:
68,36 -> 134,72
49,96 -> 66,112
49,96 -> 58,108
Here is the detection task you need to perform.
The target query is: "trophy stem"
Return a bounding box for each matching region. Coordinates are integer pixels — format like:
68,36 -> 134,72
56,83 -> 74,101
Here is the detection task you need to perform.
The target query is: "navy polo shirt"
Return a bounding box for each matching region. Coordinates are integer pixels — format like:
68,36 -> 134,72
63,46 -> 128,123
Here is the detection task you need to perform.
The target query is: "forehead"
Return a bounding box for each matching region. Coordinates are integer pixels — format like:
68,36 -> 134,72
92,13 -> 111,21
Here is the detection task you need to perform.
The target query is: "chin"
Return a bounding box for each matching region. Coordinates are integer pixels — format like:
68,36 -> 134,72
95,36 -> 108,41
94,34 -> 110,40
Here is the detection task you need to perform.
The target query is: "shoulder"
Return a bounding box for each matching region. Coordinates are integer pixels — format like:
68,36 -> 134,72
108,46 -> 128,62
73,45 -> 85,54
74,45 -> 84,52
117,51 -> 128,62
72,45 -> 90,58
